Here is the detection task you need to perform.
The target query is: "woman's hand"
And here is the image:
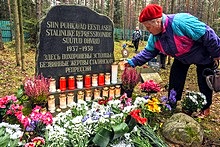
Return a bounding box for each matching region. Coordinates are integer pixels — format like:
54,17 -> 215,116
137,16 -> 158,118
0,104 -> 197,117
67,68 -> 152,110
123,60 -> 131,67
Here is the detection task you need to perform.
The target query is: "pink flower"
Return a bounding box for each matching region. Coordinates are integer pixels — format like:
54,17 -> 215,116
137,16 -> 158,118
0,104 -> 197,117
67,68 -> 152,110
121,67 -> 140,90
29,106 -> 53,125
0,95 -> 17,108
24,142 -> 35,147
23,74 -> 49,103
31,136 -> 45,145
140,80 -> 160,93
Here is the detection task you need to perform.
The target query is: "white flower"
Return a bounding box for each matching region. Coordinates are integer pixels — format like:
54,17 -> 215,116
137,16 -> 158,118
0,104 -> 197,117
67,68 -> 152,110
72,116 -> 83,124
122,106 -> 134,113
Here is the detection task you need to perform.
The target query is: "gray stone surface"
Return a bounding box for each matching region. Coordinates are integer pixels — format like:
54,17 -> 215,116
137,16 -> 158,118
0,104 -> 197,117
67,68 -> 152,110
36,5 -> 114,87
162,113 -> 204,147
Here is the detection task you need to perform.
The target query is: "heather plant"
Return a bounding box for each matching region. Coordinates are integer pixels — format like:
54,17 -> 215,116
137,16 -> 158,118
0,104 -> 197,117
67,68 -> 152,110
121,67 -> 140,90
23,74 -> 50,105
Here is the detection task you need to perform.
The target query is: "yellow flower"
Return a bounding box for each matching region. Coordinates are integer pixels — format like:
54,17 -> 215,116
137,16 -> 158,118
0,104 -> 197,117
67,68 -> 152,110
146,98 -> 161,113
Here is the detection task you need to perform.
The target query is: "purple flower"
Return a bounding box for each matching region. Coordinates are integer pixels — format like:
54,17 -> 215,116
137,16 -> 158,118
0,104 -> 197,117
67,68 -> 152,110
169,89 -> 177,104
165,104 -> 172,111
160,96 -> 168,103
122,44 -> 126,49
144,95 -> 150,100
82,115 -> 90,123
26,120 -> 38,132
92,115 -> 100,120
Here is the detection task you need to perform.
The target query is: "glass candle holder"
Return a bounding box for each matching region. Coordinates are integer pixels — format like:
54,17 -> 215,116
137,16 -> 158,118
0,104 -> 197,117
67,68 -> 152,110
119,59 -> 125,70
109,86 -> 115,98
105,73 -> 111,85
59,93 -> 67,109
67,92 -> 74,107
93,89 -> 101,100
115,85 -> 121,97
77,90 -> 84,101
48,95 -> 55,113
92,74 -> 98,87
102,87 -> 109,98
111,63 -> 118,84
85,89 -> 92,101
98,73 -> 105,86
68,76 -> 75,90
49,78 -> 56,92
59,77 -> 66,91
84,74 -> 91,88
76,75 -> 83,89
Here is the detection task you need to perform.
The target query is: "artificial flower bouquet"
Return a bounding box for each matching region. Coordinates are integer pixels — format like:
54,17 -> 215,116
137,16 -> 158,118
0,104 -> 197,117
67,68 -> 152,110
181,91 -> 207,115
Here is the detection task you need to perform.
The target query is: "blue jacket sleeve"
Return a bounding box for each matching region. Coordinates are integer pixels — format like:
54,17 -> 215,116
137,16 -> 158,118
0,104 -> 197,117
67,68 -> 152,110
129,48 -> 159,67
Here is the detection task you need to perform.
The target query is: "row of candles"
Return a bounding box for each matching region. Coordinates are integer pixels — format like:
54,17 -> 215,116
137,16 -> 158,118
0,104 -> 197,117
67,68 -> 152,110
49,62 -> 125,92
48,85 -> 121,113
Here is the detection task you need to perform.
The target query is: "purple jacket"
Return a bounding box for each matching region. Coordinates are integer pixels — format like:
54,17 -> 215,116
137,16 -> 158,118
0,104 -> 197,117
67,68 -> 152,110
129,13 -> 220,67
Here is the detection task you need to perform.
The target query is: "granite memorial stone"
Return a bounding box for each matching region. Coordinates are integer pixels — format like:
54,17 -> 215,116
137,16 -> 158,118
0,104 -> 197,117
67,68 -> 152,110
36,5 -> 114,88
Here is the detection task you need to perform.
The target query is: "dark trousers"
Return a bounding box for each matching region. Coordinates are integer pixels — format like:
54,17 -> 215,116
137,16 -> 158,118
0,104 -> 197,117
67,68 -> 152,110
168,59 -> 213,110
159,53 -> 167,68
133,40 -> 139,51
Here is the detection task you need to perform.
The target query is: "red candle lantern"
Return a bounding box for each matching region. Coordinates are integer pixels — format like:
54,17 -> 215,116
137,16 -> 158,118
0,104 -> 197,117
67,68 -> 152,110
84,74 -> 91,88
59,77 -> 66,91
98,73 -> 105,86
68,76 -> 75,90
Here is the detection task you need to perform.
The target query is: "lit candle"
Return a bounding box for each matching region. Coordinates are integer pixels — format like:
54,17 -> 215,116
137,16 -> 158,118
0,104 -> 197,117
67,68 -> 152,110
67,92 -> 74,107
77,90 -> 84,101
109,86 -> 115,98
59,93 -> 67,109
59,77 -> 66,91
49,78 -> 56,92
102,87 -> 109,98
48,95 -> 55,113
85,89 -> 92,101
115,85 -> 121,97
68,76 -> 75,90
93,89 -> 101,100
76,75 -> 83,89
111,63 -> 118,84
105,73 -> 111,85
92,74 -> 98,87
84,74 -> 91,88
98,73 -> 105,86
119,59 -> 125,70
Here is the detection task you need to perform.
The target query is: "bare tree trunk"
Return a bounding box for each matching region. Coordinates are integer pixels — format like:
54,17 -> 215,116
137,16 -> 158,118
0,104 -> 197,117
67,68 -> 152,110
7,0 -> 14,40
13,0 -> 21,66
100,0 -> 104,14
207,0 -> 211,25
167,0 -> 175,65
213,0 -> 219,20
109,0 -> 114,21
0,30 -> 4,50
193,0 -> 198,16
18,0 -> 25,70
36,0 -> 42,20
185,0 -> 189,12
